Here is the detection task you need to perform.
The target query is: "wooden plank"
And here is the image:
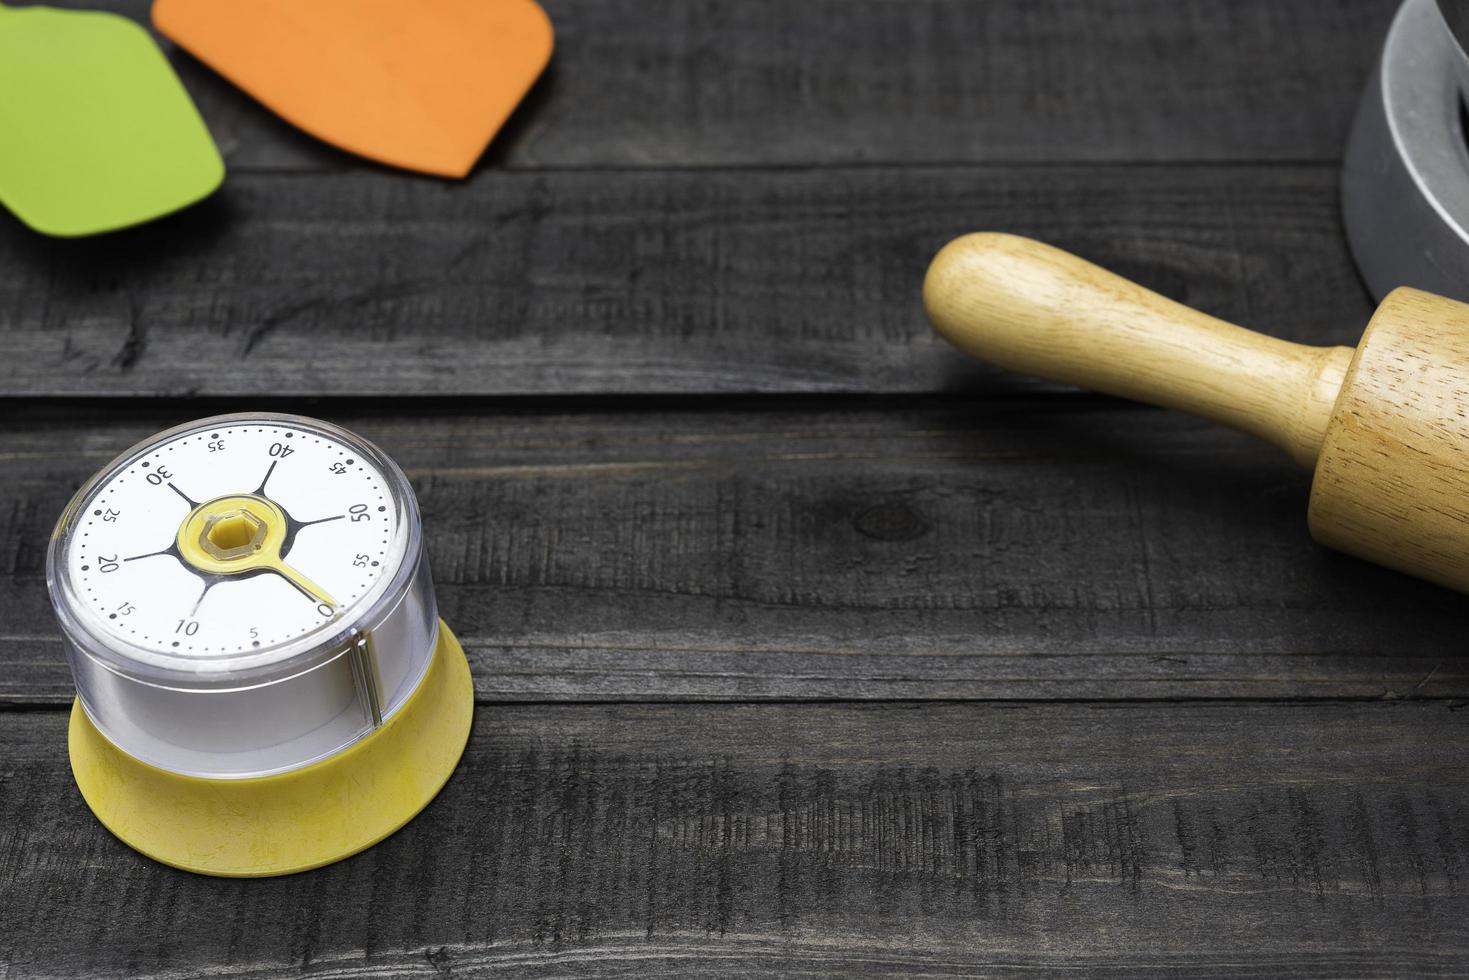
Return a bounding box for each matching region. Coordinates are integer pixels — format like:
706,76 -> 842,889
5,401 -> 1468,705
74,0 -> 1394,169
0,165 -> 1371,397
4,699 -> 1469,977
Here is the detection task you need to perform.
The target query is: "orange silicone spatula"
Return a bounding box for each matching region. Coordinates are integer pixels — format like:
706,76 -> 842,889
152,0 -> 553,178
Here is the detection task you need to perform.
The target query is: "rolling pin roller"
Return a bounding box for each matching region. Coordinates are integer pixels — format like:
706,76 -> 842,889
923,233 -> 1469,594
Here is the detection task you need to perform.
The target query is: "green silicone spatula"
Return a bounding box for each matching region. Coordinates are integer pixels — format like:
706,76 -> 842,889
0,4 -> 224,236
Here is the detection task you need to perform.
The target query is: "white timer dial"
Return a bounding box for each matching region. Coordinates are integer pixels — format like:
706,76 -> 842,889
64,419 -> 406,667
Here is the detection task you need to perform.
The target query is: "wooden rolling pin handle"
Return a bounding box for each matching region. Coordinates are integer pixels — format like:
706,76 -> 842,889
922,233 -> 1355,468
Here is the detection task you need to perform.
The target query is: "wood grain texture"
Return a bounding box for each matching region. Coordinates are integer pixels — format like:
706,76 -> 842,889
0,0 -> 1443,973
4,700 -> 1469,977
0,165 -> 1371,397
925,239 -> 1469,597
924,233 -> 1356,467
1310,288 -> 1469,594
63,0 -> 1394,170
5,402 -> 1469,705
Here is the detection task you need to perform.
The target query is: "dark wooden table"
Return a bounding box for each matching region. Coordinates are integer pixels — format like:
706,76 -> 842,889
7,0 -> 1469,976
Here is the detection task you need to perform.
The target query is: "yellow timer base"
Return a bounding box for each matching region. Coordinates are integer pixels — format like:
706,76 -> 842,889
69,621 -> 474,877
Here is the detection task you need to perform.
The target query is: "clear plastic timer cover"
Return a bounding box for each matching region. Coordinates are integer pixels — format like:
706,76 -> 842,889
47,414 -> 439,778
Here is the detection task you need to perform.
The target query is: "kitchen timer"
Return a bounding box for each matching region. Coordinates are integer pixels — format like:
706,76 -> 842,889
47,413 -> 472,876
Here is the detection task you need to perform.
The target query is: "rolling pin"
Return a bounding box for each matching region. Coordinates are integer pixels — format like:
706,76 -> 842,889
922,232 -> 1469,594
